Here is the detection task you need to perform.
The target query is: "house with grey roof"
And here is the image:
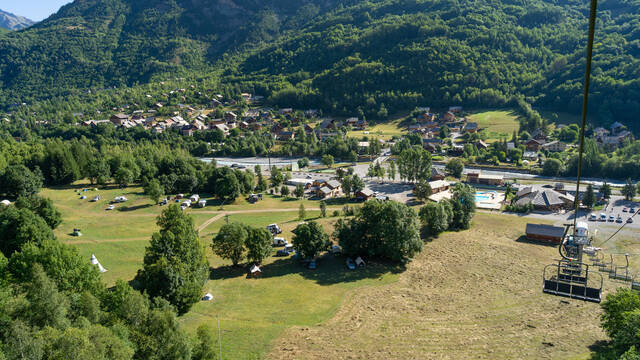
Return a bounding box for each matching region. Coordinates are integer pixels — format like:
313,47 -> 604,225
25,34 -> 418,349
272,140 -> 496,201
514,186 -> 574,211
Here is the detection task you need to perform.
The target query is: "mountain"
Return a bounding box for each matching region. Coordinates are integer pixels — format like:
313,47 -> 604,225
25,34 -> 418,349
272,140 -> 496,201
0,9 -> 35,30
0,0 -> 639,130
0,0 -> 345,105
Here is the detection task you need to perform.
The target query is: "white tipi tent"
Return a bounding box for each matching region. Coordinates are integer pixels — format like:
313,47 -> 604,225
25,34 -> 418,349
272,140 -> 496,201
90,254 -> 108,273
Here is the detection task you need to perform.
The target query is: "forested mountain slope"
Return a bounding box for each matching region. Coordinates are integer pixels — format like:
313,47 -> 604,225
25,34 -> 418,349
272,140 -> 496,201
0,0 -> 639,130
229,0 -> 640,129
0,0 -> 344,105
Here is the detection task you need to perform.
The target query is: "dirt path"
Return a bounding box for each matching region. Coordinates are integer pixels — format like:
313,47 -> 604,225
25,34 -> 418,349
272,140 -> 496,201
266,213 -> 607,360
195,207 -> 340,232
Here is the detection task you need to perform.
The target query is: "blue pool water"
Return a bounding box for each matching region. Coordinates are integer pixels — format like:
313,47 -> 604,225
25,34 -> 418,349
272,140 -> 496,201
475,192 -> 495,202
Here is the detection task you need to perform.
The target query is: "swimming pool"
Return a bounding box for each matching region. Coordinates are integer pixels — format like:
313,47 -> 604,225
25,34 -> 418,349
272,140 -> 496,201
475,191 -> 496,202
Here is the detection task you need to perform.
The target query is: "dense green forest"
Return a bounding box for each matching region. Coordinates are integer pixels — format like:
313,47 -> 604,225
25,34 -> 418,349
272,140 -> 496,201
0,0 -> 639,131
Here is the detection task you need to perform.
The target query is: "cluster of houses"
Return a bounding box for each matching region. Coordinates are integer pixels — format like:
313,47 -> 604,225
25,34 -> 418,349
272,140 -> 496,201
407,107 -> 476,152
594,122 -> 633,150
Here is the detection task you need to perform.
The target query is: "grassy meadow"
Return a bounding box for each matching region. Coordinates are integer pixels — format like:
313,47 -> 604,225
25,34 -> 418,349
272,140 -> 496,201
467,109 -> 521,141
41,182 -> 397,359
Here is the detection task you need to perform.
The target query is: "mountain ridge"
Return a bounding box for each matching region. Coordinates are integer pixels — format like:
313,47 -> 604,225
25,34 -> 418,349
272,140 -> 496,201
0,9 -> 35,30
0,0 -> 638,131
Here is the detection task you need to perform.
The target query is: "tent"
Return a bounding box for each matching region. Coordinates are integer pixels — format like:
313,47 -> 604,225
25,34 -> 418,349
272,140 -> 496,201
249,265 -> 262,277
355,257 -> 366,267
0,200 -> 11,206
202,293 -> 213,301
90,254 -> 108,273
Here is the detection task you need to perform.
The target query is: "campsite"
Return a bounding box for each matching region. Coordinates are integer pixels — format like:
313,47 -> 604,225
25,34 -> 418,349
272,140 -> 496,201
30,181 -> 635,359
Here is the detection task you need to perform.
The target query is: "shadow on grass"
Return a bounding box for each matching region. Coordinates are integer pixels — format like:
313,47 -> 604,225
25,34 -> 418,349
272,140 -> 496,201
262,254 -> 404,286
209,253 -> 405,285
209,264 -> 248,281
515,235 -> 558,247
588,340 -> 616,360
117,204 -> 153,212
324,197 -> 359,206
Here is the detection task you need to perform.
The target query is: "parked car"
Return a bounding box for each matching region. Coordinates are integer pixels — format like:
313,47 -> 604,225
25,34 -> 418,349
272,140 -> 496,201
623,207 -> 628,212
106,205 -> 115,211
631,208 -> 637,213
589,214 -> 597,221
276,249 -> 289,257
609,214 -> 615,222
616,215 -> 623,223
627,217 -> 634,224
600,213 -> 607,221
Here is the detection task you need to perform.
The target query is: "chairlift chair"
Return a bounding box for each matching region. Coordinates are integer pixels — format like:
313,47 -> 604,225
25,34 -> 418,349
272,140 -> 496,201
591,251 -> 605,267
598,254 -> 615,274
631,276 -> 640,292
610,254 -> 633,282
543,260 -> 603,303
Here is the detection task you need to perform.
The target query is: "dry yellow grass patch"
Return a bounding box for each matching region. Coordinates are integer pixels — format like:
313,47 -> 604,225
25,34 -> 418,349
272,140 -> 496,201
267,213 -> 610,360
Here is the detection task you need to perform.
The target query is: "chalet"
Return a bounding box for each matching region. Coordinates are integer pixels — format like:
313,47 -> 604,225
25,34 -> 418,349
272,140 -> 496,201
346,117 -> 359,126
525,139 -> 544,152
422,138 -> 443,152
525,224 -> 565,244
249,123 -> 262,131
358,141 -> 370,152
467,171 -> 504,186
429,180 -> 451,194
224,112 -> 237,121
514,186 -> 574,211
611,121 -> 625,135
355,119 -> 368,130
211,99 -> 222,107
241,93 -> 252,102
531,129 -> 548,142
448,106 -> 463,113
594,127 -> 610,138
598,131 -> 633,151
475,140 -> 488,150
326,180 -> 341,192
279,108 -> 293,115
316,187 -> 333,199
110,113 -> 129,125
417,112 -> 437,122
356,189 -> 374,201
286,179 -> 313,189
430,167 -> 445,181
154,103 -> 164,109
226,121 -> 237,129
542,140 -> 567,152
180,125 -> 195,136
463,122 -> 478,133
443,111 -> 456,122
278,131 -> 295,141
213,124 -> 230,135
317,118 -> 342,131
239,121 -> 249,129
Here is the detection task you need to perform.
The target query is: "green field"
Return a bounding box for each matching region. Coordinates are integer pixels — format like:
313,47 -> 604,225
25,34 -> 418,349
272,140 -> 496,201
347,117 -> 405,140
41,182 -> 397,359
467,109 -> 521,141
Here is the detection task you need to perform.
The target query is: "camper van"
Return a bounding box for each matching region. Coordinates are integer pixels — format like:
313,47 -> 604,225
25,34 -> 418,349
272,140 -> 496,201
273,237 -> 287,247
267,224 -> 282,235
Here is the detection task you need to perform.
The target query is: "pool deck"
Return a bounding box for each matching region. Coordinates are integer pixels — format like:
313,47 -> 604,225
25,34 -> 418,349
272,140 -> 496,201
475,191 -> 505,210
